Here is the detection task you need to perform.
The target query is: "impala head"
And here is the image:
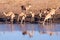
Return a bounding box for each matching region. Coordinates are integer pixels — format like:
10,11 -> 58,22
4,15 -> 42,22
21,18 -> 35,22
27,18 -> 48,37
3,12 -> 6,14
21,5 -> 26,10
44,10 -> 47,13
49,8 -> 57,15
28,5 -> 31,8
27,3 -> 32,8
39,9 -> 42,13
51,7 -> 59,11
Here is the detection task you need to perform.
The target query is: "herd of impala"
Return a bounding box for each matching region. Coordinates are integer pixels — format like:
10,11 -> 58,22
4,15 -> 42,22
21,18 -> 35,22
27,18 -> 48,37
2,4 -> 59,25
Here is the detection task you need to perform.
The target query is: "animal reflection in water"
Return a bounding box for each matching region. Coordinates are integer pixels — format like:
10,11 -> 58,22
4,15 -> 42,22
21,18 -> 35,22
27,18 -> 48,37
22,31 -> 34,37
39,29 -> 54,36
21,24 -> 34,37
43,8 -> 59,25
17,12 -> 26,24
10,24 -> 14,32
39,24 -> 58,36
3,12 -> 15,23
21,24 -> 59,37
1,23 -> 59,37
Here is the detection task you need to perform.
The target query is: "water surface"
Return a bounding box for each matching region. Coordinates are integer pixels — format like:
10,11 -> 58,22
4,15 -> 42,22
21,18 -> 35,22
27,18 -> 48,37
0,23 -> 60,40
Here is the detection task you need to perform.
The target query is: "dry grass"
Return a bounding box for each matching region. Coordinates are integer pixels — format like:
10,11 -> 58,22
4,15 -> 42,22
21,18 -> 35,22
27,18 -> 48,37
0,0 -> 60,14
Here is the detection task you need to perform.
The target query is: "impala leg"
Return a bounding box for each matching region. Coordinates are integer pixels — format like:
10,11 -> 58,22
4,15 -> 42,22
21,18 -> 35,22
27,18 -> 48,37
17,16 -> 20,23
11,18 -> 13,24
21,17 -> 24,24
6,17 -> 7,24
11,16 -> 14,24
31,17 -> 34,23
43,19 -> 46,25
47,19 -> 49,25
24,18 -> 26,24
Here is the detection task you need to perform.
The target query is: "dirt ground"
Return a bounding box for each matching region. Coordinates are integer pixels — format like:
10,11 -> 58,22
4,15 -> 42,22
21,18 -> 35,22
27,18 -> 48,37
0,0 -> 60,12
0,0 -> 60,18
